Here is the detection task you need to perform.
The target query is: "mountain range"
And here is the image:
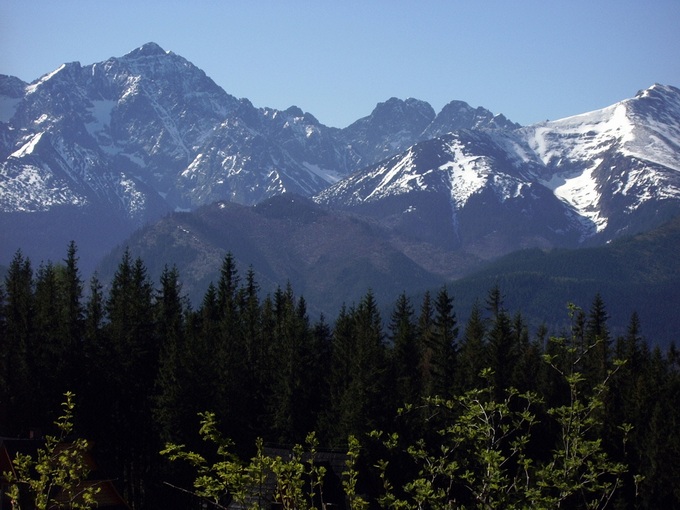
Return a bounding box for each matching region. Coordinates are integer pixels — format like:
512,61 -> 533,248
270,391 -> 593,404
0,42 -> 521,267
2,42 -> 680,341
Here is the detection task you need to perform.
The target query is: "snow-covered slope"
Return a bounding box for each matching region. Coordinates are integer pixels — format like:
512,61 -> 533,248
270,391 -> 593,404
523,84 -> 680,237
316,84 -> 680,255
315,131 -> 585,254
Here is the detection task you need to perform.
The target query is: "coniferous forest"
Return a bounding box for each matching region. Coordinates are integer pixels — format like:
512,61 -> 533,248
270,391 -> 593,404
1,243 -> 679,509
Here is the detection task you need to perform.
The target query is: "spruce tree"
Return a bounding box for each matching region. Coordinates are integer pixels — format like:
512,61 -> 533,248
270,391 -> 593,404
324,304 -> 354,443
584,293 -> 611,386
416,291 -> 435,398
102,250 -> 157,509
217,252 -> 240,322
59,241 -> 84,374
239,266 -> 262,373
80,273 -> 106,448
33,261 -> 62,421
29,248 -> 83,420
486,310 -> 515,397
0,280 -> 8,431
153,265 -> 188,444
510,311 -> 541,393
2,250 -> 34,434
388,292 -> 420,406
456,300 -> 487,392
267,286 -> 318,443
431,286 -> 458,397
484,286 -> 516,397
212,254 -> 251,448
485,282 -> 504,320
58,244 -> 85,409
83,274 -> 104,349
238,267 -> 270,438
310,314 -> 333,434
327,292 -> 387,443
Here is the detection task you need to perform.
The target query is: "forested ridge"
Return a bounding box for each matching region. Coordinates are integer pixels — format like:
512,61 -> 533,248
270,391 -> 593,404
1,243 -> 679,509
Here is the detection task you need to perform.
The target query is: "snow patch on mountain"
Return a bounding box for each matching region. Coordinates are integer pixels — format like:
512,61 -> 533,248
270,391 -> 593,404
0,162 -> 88,212
442,141 -> 489,207
86,100 -> 116,137
302,162 -> 342,184
11,132 -> 44,158
117,175 -> 148,218
25,64 -> 67,95
549,161 -> 606,232
447,161 -> 485,208
527,103 -> 633,167
524,103 -> 637,232
366,150 -> 419,201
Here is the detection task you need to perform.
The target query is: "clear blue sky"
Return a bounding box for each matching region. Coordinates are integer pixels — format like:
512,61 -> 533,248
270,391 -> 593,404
2,1 -> 679,128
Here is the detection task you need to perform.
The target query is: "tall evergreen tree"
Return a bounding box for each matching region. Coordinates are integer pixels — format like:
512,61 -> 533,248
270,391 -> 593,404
59,241 -> 84,369
326,292 -> 387,443
323,304 -> 353,443
153,265 -> 188,444
389,292 -> 420,406
237,267 -> 270,438
2,250 -> 34,435
198,283 -> 220,338
584,293 -> 611,386
431,286 -> 458,396
310,314 -> 333,433
217,252 -> 240,322
416,291 -> 435,399
620,312 -> 644,378
212,254 -> 251,447
348,290 -> 387,434
510,311 -> 541,393
267,286 -> 319,443
101,250 -> 157,509
485,283 -> 504,320
80,273 -> 106,447
83,274 -> 104,349
456,300 -> 487,392
0,280 -> 8,431
33,261 -> 63,421
239,266 -> 262,373
419,287 -> 458,398
30,247 -> 84,421
56,242 -> 85,405
484,286 -> 516,396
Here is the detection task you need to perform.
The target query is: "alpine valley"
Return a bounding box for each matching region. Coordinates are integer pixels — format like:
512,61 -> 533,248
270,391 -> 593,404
2,43 -> 680,342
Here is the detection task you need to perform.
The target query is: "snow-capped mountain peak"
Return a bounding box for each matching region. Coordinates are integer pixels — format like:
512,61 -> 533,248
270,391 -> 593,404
123,42 -> 169,59
1,43 -> 679,270
317,84 -> 680,251
518,84 -> 680,233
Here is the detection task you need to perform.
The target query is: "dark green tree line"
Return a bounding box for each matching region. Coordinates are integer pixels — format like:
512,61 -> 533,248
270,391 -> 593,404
1,244 -> 679,509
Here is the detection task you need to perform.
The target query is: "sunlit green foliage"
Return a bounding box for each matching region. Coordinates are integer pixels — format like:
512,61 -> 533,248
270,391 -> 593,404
3,392 -> 99,510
